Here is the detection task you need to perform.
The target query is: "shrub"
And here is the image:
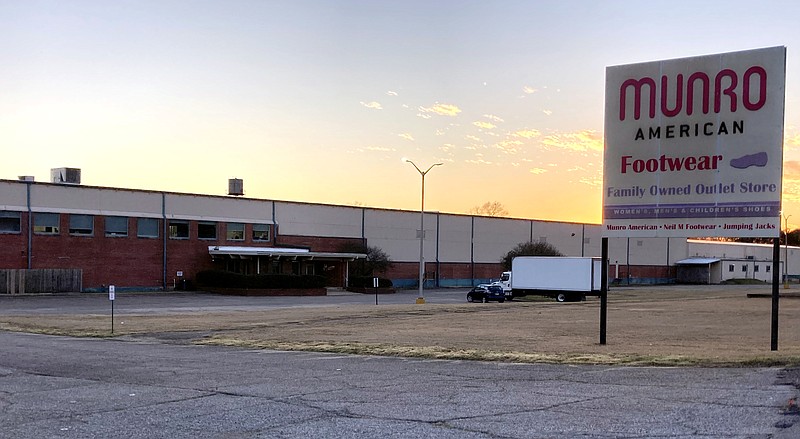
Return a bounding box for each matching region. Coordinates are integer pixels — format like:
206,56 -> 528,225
500,241 -> 564,271
195,271 -> 326,289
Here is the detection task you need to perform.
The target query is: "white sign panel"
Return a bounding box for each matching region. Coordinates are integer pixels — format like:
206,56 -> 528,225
109,285 -> 115,301
603,47 -> 786,238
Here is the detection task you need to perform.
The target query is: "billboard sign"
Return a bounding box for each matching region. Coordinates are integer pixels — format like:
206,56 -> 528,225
603,47 -> 786,238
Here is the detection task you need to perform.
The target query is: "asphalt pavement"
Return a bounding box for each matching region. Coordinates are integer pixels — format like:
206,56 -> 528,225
1,331 -> 799,438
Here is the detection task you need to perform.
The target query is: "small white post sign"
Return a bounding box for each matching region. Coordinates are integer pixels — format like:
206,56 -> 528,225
108,285 -> 115,301
603,47 -> 786,238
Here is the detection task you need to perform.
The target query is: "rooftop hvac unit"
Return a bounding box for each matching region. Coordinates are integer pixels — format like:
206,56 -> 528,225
51,168 -> 81,185
18,176 -> 35,182
228,178 -> 244,196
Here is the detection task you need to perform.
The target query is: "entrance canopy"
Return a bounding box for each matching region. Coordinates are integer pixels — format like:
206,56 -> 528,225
208,246 -> 366,260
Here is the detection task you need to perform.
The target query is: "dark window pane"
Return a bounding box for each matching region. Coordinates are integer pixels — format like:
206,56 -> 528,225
138,218 -> 159,238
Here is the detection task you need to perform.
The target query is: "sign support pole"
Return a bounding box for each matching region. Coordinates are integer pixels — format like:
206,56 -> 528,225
772,238 -> 780,350
109,285 -> 116,335
600,237 -> 608,345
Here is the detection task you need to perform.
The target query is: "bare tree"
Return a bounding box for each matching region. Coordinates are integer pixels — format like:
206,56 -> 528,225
469,201 -> 509,217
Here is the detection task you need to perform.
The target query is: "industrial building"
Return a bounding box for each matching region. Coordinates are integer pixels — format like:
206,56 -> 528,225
0,173 -> 797,293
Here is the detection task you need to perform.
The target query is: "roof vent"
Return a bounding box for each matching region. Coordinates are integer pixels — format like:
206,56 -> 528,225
228,178 -> 244,196
18,176 -> 35,182
51,168 -> 81,185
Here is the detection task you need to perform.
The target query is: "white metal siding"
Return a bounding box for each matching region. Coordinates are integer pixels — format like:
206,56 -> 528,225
165,193 -> 272,223
0,181 -> 28,211
472,217 -> 530,263
437,214 -> 472,263
364,210 -> 436,262
275,202 -> 361,238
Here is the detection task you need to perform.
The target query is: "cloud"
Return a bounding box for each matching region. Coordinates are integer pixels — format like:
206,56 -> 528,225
786,130 -> 800,150
416,113 -> 432,119
483,114 -> 504,123
542,110 -> 553,116
398,133 -> 414,141
529,168 -> 547,174
579,175 -> 603,187
465,135 -> 481,143
513,129 -> 541,139
360,101 -> 382,110
783,161 -> 800,202
418,103 -> 462,117
440,143 -> 455,152
466,158 -> 494,165
365,146 -> 395,152
494,140 -> 523,154
473,121 -> 496,130
542,129 -> 603,152
523,86 -> 537,94
386,91 -> 398,96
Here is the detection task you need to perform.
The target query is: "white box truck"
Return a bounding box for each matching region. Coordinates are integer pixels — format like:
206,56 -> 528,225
508,256 -> 604,302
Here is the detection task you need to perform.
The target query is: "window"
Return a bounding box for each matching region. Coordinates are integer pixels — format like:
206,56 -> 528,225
227,223 -> 244,241
767,266 -> 771,273
728,264 -> 734,272
137,218 -> 159,238
0,211 -> 21,234
169,220 -> 189,239
105,216 -> 128,237
742,264 -> 748,272
198,222 -> 217,240
69,214 -> 94,236
754,265 -> 760,273
253,224 -> 270,241
33,213 -> 60,235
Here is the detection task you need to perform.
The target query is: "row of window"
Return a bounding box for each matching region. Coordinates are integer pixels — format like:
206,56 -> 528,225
0,211 -> 270,241
728,264 -> 771,273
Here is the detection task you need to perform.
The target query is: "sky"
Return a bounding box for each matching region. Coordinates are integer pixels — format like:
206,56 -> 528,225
2,0 -> 800,226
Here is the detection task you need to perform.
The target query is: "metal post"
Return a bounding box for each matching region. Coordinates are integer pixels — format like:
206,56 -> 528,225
772,237 -> 780,351
418,172 -> 425,301
405,160 -> 442,304
601,237 -> 609,345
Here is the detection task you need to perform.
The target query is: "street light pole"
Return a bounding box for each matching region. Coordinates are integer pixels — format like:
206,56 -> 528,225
785,214 -> 792,288
406,159 -> 442,304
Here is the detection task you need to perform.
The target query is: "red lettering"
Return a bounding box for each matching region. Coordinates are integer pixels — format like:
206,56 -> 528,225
686,72 -> 710,116
621,155 -> 723,173
660,74 -> 683,117
714,69 -> 738,113
743,66 -> 767,110
620,78 -> 656,120
618,65 -> 768,120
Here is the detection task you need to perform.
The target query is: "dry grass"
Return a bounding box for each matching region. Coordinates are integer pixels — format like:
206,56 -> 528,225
3,285 -> 800,366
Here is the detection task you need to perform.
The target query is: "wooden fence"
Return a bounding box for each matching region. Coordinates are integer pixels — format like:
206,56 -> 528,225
0,269 -> 83,294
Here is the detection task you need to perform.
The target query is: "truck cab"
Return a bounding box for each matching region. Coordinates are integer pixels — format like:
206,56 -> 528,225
491,271 -> 513,299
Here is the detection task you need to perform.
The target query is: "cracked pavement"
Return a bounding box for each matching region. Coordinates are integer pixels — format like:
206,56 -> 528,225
1,332 -> 799,438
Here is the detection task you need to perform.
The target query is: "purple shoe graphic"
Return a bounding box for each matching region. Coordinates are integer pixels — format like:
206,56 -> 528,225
730,151 -> 768,169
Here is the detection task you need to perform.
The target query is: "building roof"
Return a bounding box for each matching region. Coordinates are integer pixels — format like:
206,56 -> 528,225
208,246 -> 366,260
675,257 -> 721,265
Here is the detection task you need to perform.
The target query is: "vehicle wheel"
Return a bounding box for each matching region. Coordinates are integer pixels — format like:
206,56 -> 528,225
556,293 -> 567,302
499,298 -> 505,303
483,297 -> 487,303
467,294 -> 474,302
